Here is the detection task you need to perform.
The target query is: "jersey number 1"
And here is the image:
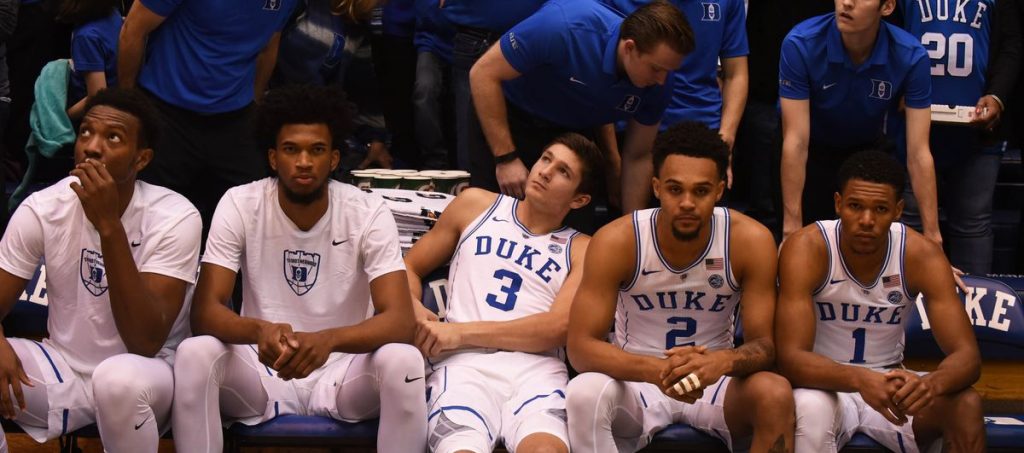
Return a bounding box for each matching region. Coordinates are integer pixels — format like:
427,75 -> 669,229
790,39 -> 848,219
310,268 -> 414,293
850,327 -> 867,364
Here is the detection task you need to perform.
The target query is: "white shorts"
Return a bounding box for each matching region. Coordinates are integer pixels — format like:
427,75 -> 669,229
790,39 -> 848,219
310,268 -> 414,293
624,376 -> 734,451
230,344 -> 357,426
426,351 -> 568,453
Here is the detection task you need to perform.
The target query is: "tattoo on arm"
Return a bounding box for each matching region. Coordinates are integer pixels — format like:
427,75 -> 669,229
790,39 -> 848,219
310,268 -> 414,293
768,434 -> 789,453
730,338 -> 774,377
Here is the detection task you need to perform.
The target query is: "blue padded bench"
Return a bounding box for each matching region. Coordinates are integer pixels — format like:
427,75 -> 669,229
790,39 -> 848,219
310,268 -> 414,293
225,416 -> 378,451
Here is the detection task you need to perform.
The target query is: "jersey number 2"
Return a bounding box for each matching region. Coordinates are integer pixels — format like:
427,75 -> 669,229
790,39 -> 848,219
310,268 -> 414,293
486,269 -> 522,311
666,316 -> 697,349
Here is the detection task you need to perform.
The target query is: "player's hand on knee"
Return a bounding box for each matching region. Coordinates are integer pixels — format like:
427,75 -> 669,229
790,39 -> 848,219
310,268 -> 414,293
414,320 -> 461,358
855,369 -> 908,425
887,370 -> 934,416
0,339 -> 32,419
275,331 -> 332,380
257,322 -> 296,368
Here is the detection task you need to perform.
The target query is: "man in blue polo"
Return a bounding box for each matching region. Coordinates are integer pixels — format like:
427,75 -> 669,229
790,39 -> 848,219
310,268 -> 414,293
118,0 -> 298,233
605,0 -> 749,184
470,0 -> 694,215
441,0 -> 548,171
779,0 -> 941,245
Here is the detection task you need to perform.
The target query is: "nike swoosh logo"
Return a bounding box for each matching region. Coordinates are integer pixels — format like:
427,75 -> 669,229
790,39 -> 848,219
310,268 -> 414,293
823,82 -> 838,90
492,216 -> 509,223
641,269 -> 661,276
332,239 -> 348,246
130,240 -> 141,247
830,278 -> 846,284
569,76 -> 586,86
404,375 -> 423,383
134,414 -> 150,430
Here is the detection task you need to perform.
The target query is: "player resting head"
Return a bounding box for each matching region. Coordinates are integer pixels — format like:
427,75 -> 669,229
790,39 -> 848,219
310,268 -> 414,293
256,85 -> 353,205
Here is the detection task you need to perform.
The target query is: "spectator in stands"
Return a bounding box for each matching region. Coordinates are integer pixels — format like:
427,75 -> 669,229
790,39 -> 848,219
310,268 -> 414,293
370,0 -> 416,168
607,0 -> 748,185
776,150 -> 983,453
404,133 -> 601,453
471,0 -> 693,217
566,122 -> 794,453
441,0 -> 546,172
0,0 -> 16,230
172,85 -> 426,452
118,0 -> 298,234
0,88 -> 201,451
779,0 -> 941,245
58,0 -> 121,120
890,0 -> 1021,275
412,0 -> 454,170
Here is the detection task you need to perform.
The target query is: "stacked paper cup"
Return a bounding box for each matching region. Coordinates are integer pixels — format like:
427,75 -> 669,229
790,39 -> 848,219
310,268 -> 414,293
351,169 -> 471,193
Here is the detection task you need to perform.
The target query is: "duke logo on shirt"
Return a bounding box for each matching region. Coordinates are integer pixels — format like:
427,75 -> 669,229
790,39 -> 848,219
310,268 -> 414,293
263,0 -> 281,11
284,250 -> 321,296
869,79 -> 893,100
80,249 -> 108,297
617,95 -> 641,113
701,2 -> 721,21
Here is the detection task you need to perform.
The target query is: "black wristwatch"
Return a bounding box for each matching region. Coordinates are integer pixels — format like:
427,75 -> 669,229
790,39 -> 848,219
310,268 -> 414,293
494,150 -> 520,165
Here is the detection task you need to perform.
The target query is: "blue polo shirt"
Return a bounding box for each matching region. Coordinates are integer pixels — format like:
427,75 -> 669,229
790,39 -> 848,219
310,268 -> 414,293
779,14 -> 931,148
138,0 -> 298,114
440,0 -> 547,33
499,0 -> 672,130
415,0 -> 454,62
69,9 -> 122,106
604,0 -> 748,129
383,0 -> 415,38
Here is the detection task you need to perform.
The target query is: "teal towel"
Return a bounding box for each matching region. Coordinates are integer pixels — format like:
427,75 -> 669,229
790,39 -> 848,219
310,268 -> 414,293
10,59 -> 75,211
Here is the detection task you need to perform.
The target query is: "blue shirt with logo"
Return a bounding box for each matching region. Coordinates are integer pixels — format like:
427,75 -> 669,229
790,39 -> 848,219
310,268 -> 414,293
138,0 -> 298,114
499,0 -> 672,130
440,0 -> 547,33
69,9 -> 122,106
779,14 -> 931,147
604,0 -> 748,129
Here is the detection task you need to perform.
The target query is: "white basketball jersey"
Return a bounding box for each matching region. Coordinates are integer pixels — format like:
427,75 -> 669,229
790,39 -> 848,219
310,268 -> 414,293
811,220 -> 913,369
615,207 -> 741,357
0,177 -> 201,376
444,195 -> 579,356
202,178 -> 406,333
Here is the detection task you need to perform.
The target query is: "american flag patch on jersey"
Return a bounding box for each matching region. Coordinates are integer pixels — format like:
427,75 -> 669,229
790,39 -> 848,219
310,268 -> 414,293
705,258 -> 723,270
550,235 -> 567,244
883,274 -> 901,288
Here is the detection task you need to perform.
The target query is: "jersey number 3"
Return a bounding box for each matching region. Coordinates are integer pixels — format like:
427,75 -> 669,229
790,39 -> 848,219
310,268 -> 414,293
486,269 -> 522,311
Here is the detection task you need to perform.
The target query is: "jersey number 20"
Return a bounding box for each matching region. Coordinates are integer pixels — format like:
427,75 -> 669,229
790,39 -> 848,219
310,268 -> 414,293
922,32 -> 974,77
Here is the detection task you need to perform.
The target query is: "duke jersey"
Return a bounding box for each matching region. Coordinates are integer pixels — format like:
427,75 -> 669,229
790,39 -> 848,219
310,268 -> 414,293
444,195 -> 579,353
202,178 -> 406,334
900,0 -> 992,105
811,220 -> 914,368
616,207 -> 741,357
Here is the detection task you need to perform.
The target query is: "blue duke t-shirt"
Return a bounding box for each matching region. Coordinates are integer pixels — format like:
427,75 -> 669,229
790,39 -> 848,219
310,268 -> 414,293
499,0 -> 672,130
779,14 -> 931,148
69,10 -> 123,105
138,0 -> 298,114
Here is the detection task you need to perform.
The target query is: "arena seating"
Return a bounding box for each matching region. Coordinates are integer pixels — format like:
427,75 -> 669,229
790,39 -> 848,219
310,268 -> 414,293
5,267 -> 1024,452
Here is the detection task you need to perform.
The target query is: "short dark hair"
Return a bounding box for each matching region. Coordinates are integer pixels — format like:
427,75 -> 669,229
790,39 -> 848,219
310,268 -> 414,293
546,133 -> 604,196
652,121 -> 729,180
84,87 -> 160,150
620,0 -> 695,56
56,0 -> 119,25
256,85 -> 354,151
837,150 -> 906,197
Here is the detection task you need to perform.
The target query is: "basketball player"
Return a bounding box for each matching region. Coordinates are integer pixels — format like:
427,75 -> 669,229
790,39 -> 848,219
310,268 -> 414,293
566,122 -> 794,453
0,88 -> 201,451
776,150 -> 984,453
403,133 -> 602,453
171,85 -> 426,452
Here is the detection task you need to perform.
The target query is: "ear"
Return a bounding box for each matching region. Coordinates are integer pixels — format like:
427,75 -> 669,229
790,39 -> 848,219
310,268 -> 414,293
622,38 -> 636,54
331,148 -> 341,172
652,176 -> 662,201
268,148 -> 278,172
881,0 -> 896,16
894,198 -> 905,220
833,192 -> 842,215
569,193 -> 592,210
133,147 -> 154,173
714,179 -> 726,202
